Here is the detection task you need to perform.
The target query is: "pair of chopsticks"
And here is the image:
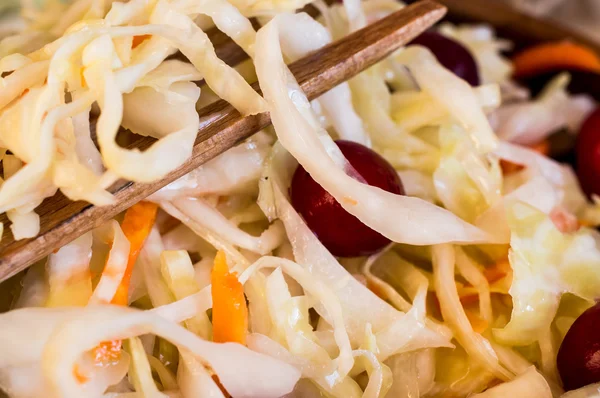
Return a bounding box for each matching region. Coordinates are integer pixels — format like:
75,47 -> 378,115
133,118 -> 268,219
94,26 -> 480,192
0,0 -> 446,282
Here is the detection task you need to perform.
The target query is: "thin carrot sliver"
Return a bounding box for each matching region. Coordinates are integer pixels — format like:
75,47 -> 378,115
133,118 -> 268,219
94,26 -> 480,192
211,251 -> 248,345
513,41 -> 600,78
132,35 -> 151,49
483,259 -> 510,284
459,293 -> 479,307
464,308 -> 489,334
94,202 -> 158,364
111,201 -> 158,305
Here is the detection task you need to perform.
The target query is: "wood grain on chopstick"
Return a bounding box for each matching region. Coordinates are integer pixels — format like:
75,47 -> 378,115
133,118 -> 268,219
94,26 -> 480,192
0,0 -> 446,281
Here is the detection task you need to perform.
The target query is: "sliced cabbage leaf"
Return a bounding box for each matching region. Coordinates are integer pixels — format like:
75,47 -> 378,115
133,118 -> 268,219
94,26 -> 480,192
152,131 -> 273,200
46,232 -> 93,307
177,351 -> 225,398
163,197 -> 285,255
160,250 -> 212,340
277,12 -> 370,146
471,366 -> 552,398
394,46 -> 498,153
259,142 -> 452,358
490,74 -> 594,145
125,337 -> 166,397
432,244 -> 511,380
0,305 -> 300,398
384,349 -> 435,398
433,123 -> 501,223
494,202 -> 600,345
255,16 -> 492,246
121,81 -> 200,140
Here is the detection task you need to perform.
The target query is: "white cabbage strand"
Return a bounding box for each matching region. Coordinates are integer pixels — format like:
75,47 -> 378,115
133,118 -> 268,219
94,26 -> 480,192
239,256 -> 354,378
89,220 -> 130,304
472,366 -> 552,398
432,244 -> 512,380
164,197 -> 286,255
255,16 -> 493,246
0,305 -> 300,398
247,333 -> 365,397
455,247 -> 493,323
490,74 -> 594,145
394,46 -> 498,154
46,232 -> 93,307
259,142 -> 452,357
159,201 -> 251,267
277,12 -> 370,146
151,131 -> 273,201
0,0 -> 271,239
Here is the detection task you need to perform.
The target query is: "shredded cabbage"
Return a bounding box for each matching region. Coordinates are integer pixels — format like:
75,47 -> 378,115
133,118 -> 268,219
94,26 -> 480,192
490,74 -> 595,145
494,202 -> 600,346
472,366 -> 552,398
1,0 -> 599,396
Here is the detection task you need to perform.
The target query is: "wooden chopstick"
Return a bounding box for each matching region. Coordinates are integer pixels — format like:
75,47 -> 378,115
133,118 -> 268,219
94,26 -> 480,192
0,0 -> 446,282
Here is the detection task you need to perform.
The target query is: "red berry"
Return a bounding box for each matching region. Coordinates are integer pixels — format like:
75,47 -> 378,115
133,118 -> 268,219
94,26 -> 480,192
576,107 -> 600,196
410,31 -> 480,86
557,302 -> 600,391
290,140 -> 404,257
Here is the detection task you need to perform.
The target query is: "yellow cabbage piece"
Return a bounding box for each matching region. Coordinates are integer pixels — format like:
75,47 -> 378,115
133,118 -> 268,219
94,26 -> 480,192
494,202 -> 600,345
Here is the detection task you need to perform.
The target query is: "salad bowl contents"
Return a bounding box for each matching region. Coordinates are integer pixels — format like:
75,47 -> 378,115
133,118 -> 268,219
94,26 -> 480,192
1,0 -> 600,397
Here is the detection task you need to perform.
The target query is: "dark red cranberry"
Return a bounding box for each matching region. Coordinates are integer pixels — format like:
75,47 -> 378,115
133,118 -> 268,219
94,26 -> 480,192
290,140 -> 404,257
558,302 -> 600,391
576,107 -> 600,196
410,31 -> 480,86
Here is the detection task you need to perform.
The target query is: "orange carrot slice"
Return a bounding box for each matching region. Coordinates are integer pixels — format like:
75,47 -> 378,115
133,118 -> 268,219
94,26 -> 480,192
483,259 -> 510,284
111,201 -> 158,305
95,202 -> 158,364
211,251 -> 248,345
132,35 -> 151,49
464,308 -> 489,334
459,293 -> 480,307
513,41 -> 600,78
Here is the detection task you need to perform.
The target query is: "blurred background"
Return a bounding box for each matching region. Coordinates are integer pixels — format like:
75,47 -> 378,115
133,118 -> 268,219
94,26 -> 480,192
501,0 -> 600,42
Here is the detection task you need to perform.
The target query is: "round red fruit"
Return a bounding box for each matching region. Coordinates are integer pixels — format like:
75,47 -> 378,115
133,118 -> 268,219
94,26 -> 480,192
290,140 -> 404,257
576,107 -> 600,196
410,31 -> 480,86
558,301 -> 600,391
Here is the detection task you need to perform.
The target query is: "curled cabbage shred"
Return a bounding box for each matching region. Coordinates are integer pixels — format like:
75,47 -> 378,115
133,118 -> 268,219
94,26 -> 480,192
0,0 -> 598,396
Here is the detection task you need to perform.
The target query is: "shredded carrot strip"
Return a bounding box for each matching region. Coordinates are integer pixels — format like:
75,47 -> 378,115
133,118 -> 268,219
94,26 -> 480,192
500,140 -> 549,175
459,293 -> 479,306
112,201 -> 159,305
132,35 -> 151,49
513,41 -> 600,78
464,309 -> 489,334
483,259 -> 510,284
211,251 -> 248,345
94,202 -> 158,364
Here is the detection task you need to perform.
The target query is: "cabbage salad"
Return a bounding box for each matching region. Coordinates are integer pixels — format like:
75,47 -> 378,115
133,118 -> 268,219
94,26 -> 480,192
1,0 -> 600,397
